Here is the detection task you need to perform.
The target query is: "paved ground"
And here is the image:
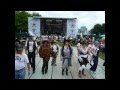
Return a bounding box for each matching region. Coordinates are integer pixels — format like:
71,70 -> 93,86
24,46 -> 105,79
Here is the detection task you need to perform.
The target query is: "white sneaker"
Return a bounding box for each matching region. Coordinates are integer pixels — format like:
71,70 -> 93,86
90,71 -> 94,74
67,69 -> 70,73
93,72 -> 96,74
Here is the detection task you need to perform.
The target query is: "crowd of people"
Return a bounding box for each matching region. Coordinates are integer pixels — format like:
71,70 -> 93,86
15,35 -> 105,79
77,38 -> 100,77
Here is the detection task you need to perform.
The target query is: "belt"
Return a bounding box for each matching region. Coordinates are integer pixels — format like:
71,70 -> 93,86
15,67 -> 25,72
80,54 -> 88,58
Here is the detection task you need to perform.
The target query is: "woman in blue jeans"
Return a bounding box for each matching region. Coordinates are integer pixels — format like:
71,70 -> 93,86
90,43 -> 99,73
15,44 -> 30,79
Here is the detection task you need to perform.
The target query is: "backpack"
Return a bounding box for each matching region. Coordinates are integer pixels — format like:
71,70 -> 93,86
27,41 -> 36,53
61,45 -> 72,57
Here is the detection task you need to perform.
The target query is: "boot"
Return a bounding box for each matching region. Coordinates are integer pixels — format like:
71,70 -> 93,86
51,60 -> 53,66
78,71 -> 82,78
82,69 -> 86,76
62,69 -> 64,75
45,67 -> 48,74
66,68 -> 68,76
42,67 -> 44,74
45,69 -> 47,74
42,69 -> 44,74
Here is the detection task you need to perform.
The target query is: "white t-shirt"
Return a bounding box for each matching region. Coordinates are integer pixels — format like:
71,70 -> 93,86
25,41 -> 38,52
51,44 -> 58,53
88,44 -> 95,49
77,43 -> 81,47
77,43 -> 81,50
15,53 -> 29,71
92,46 -> 99,56
88,44 -> 95,57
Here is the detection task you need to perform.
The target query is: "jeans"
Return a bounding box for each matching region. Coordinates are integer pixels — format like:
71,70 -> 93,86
28,52 -> 35,72
15,68 -> 26,79
90,57 -> 98,72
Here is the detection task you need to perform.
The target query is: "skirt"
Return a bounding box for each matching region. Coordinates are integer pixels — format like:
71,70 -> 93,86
78,57 -> 88,66
62,58 -> 69,69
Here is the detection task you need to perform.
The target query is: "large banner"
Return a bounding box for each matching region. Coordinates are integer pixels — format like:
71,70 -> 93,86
66,19 -> 78,38
28,17 -> 40,37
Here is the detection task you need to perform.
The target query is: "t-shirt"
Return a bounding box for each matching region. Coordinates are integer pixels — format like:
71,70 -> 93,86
88,44 -> 95,49
88,44 -> 95,54
77,43 -> 81,47
93,46 -> 99,57
77,43 -> 81,50
15,53 -> 29,71
25,41 -> 38,52
51,44 -> 58,53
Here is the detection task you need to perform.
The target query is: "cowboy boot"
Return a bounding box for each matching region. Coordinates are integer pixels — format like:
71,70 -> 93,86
82,69 -> 86,76
78,71 -> 82,78
66,68 -> 68,76
62,69 -> 64,75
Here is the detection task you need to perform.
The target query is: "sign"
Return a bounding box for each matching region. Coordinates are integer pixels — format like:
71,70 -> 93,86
28,17 -> 40,37
66,19 -> 78,38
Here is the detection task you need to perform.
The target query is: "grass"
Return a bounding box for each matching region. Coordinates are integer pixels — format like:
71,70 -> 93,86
57,41 -> 63,47
56,41 -> 77,47
99,51 -> 105,60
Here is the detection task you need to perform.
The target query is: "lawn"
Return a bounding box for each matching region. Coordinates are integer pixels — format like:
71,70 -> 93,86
57,41 -> 77,47
57,41 -> 63,47
99,51 -> 105,60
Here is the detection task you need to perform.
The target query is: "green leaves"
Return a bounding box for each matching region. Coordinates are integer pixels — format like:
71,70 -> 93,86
90,23 -> 105,35
15,11 -> 41,33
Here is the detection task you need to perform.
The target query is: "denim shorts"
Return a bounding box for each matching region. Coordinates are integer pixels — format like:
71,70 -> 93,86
15,67 -> 26,79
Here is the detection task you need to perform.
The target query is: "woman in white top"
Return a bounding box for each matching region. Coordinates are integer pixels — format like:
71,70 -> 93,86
78,41 -> 90,77
51,41 -> 59,66
90,43 -> 99,73
88,40 -> 95,65
15,44 -> 30,79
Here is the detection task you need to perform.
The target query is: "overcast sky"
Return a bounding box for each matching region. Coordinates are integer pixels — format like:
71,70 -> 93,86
27,11 -> 105,30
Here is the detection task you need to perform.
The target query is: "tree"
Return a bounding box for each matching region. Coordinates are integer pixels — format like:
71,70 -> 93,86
32,12 -> 41,16
101,23 -> 105,34
90,23 -> 105,35
15,11 -> 31,33
15,11 -> 42,33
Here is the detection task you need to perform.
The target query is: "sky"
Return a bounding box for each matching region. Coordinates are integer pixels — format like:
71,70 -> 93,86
27,11 -> 105,31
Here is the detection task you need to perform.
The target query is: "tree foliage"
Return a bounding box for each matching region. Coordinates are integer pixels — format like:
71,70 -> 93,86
15,11 -> 41,33
90,23 -> 105,35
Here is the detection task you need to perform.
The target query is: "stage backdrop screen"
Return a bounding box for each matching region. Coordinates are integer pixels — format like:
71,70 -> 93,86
28,17 -> 40,37
66,19 -> 78,38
